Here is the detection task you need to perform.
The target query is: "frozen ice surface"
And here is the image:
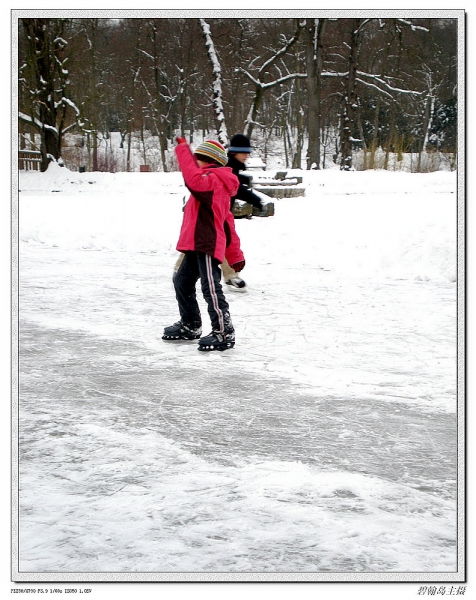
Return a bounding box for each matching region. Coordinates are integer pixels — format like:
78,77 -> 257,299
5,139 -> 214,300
17,167 -> 458,574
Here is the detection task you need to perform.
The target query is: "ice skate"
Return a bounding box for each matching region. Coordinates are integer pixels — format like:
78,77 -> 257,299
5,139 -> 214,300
225,276 -> 247,292
162,320 -> 202,341
198,329 -> 235,351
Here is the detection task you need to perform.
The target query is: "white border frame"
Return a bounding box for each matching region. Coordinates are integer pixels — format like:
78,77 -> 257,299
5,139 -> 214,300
11,8 -> 466,584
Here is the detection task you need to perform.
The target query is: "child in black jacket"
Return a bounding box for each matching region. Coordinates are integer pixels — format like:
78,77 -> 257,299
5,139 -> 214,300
222,134 -> 264,291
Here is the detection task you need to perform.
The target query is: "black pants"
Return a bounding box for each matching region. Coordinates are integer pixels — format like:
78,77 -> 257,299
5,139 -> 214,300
173,252 -> 232,333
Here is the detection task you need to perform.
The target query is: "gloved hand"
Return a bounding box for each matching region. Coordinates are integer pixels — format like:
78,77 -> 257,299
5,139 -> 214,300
231,260 -> 245,273
176,137 -> 187,144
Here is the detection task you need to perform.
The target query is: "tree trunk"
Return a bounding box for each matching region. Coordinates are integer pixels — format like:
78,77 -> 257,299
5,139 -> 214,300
283,122 -> 289,168
243,86 -> 263,139
189,112 -> 195,144
39,126 -> 61,172
140,125 -> 147,165
417,93 -> 435,172
339,19 -> 361,171
22,19 -> 62,171
92,134 -> 98,172
149,23 -> 170,172
305,18 -> 326,170
159,134 -> 168,172
357,111 -> 367,169
384,105 -> 396,170
126,132 -> 132,172
200,19 -> 228,145
369,97 -> 380,169
291,57 -> 305,169
292,124 -> 304,169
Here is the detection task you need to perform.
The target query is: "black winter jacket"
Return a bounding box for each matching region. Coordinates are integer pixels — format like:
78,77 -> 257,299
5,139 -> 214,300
227,155 -> 263,211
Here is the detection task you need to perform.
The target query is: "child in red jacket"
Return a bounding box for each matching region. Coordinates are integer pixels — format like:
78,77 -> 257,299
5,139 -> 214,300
163,139 -> 245,351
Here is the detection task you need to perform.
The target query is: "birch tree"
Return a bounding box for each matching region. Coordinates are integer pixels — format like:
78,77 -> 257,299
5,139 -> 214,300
200,19 -> 228,145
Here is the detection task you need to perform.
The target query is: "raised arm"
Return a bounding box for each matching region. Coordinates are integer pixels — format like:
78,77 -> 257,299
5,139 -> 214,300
175,141 -> 215,194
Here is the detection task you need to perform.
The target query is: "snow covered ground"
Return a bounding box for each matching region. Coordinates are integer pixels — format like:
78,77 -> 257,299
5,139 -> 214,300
16,164 -> 458,578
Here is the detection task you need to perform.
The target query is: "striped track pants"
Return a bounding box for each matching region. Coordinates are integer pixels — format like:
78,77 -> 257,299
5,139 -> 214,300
173,251 -> 231,333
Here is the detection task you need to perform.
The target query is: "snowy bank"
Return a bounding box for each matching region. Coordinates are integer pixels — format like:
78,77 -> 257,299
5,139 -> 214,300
19,164 -> 456,283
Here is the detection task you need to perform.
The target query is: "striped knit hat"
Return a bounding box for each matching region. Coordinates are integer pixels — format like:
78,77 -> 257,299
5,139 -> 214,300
194,140 -> 228,166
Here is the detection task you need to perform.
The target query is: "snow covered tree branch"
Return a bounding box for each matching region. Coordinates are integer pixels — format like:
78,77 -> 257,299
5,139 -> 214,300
241,19 -> 306,138
17,17 -> 457,172
199,19 -> 228,145
396,19 -> 429,32
356,71 -> 423,96
258,21 -> 306,79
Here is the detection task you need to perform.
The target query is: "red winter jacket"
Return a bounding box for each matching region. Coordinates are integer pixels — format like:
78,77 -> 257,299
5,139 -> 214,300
175,143 -> 244,265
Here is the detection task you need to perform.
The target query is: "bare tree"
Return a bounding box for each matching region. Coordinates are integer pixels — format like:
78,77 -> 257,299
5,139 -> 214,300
200,19 -> 228,145
305,18 -> 327,169
238,20 -> 306,139
330,18 -> 426,170
415,64 -> 444,171
338,19 -> 362,170
18,17 -> 456,172
19,18 -> 81,171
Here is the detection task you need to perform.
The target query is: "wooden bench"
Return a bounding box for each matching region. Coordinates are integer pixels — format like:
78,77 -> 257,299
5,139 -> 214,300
19,150 -> 41,171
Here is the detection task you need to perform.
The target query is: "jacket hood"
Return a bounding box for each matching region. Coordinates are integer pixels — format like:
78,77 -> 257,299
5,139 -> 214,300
204,165 -> 239,196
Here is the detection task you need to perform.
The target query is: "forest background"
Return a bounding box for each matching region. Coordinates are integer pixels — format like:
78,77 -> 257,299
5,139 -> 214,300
17,17 -> 458,173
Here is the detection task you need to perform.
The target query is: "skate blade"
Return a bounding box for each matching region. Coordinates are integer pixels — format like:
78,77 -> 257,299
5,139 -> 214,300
198,342 -> 235,352
162,335 -> 200,341
225,285 -> 248,293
